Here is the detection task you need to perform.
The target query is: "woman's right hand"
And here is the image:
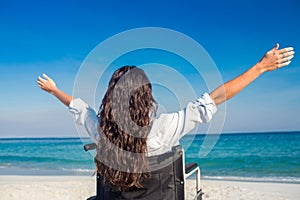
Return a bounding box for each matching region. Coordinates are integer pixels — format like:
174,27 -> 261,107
257,44 -> 295,73
37,74 -> 58,94
210,43 -> 295,106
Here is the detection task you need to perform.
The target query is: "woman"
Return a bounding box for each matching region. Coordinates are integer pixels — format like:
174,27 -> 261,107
38,44 -> 294,192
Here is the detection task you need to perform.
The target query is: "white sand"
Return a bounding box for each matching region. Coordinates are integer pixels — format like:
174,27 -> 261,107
0,176 -> 299,200
0,176 -> 95,200
187,179 -> 300,200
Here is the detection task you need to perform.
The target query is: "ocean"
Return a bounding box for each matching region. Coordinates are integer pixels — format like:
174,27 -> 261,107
1,132 -> 299,183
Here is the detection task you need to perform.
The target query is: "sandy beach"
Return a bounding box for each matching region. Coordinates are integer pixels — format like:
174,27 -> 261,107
0,176 -> 299,200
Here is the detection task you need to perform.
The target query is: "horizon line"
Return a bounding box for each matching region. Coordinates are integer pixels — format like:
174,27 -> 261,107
1,130 -> 299,139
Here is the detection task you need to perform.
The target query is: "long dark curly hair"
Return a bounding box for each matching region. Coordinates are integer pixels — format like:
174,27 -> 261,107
94,66 -> 157,191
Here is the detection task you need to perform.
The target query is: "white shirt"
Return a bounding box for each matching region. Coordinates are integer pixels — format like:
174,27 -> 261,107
69,93 -> 217,156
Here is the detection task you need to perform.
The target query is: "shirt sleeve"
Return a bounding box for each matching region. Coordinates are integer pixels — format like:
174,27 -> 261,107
179,92 -> 217,134
69,98 -> 99,143
147,93 -> 217,153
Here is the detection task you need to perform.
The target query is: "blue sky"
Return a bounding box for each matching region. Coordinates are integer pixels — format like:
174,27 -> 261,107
0,0 -> 299,138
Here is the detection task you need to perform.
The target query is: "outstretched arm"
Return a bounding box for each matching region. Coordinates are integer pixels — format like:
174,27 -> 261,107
210,44 -> 295,106
37,74 -> 73,107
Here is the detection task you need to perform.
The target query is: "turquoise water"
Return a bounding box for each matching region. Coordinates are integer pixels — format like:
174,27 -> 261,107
0,138 -> 95,175
181,132 -> 300,183
0,132 -> 300,183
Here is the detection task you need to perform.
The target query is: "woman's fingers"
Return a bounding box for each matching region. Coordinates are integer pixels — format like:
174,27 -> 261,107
37,73 -> 57,94
278,61 -> 291,68
37,75 -> 49,89
42,73 -> 56,86
37,79 -> 45,89
38,76 -> 48,83
275,47 -> 295,68
273,43 -> 279,50
42,73 -> 51,81
37,77 -> 44,85
37,80 -> 43,85
38,74 -> 55,85
278,47 -> 294,54
260,44 -> 295,72
38,74 -> 52,82
282,55 -> 294,62
281,51 -> 295,58
277,54 -> 294,68
277,55 -> 294,65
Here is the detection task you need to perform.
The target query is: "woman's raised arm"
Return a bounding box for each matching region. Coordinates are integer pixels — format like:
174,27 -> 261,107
37,74 -> 73,107
210,44 -> 295,106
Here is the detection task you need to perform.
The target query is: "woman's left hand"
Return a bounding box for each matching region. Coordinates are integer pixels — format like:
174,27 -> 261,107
37,74 -> 57,94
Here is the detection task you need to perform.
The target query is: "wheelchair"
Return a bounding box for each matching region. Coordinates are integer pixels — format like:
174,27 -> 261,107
84,143 -> 203,200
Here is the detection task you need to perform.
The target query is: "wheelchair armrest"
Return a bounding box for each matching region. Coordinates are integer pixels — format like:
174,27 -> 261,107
84,143 -> 97,151
185,162 -> 198,174
184,162 -> 202,196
